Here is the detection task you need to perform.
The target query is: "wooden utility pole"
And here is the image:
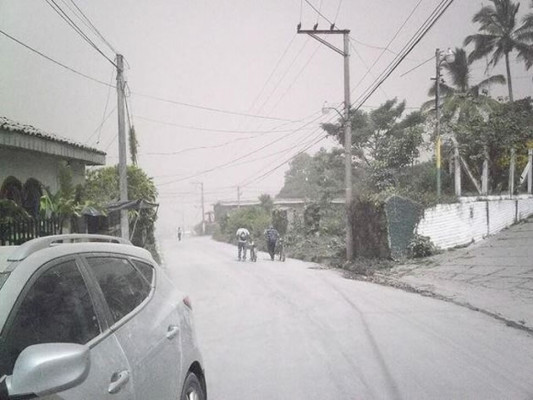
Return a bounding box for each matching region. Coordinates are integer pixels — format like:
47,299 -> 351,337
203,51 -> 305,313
116,54 -> 129,240
297,26 -> 353,261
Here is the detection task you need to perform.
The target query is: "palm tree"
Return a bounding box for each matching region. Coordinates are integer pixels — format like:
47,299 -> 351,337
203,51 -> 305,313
424,47 -> 505,122
464,0 -> 531,102
514,0 -> 533,70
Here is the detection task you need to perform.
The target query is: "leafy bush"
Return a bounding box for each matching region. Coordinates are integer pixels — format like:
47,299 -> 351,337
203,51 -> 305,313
285,233 -> 345,265
407,234 -> 435,258
212,206 -> 270,247
0,199 -> 30,221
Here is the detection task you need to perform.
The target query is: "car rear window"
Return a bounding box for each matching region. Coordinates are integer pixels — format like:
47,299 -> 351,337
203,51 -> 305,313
131,259 -> 154,284
86,257 -> 152,323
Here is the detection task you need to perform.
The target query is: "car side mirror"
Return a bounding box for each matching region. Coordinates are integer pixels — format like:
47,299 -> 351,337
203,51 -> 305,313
5,343 -> 90,398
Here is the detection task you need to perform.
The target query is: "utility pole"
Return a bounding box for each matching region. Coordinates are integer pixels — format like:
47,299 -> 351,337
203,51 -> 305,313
116,54 -> 129,240
297,25 -> 353,261
237,186 -> 241,208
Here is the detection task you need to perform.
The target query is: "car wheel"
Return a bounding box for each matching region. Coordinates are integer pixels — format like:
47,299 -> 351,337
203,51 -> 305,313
180,372 -> 205,400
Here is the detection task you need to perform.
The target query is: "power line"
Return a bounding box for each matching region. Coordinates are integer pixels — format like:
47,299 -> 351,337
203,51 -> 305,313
133,115 -> 301,135
66,0 -> 117,54
334,0 -> 344,22
265,43 -> 322,116
131,91 -> 296,123
253,37 -> 311,117
84,106 -> 116,146
303,0 -> 334,25
155,113 -> 327,186
351,0 -> 424,95
240,131 -> 328,187
351,0 -> 455,111
350,42 -> 389,99
399,55 -> 435,77
237,110 -> 340,187
143,135 -> 258,156
44,0 -> 117,67
246,34 -> 297,117
0,29 -> 114,87
2,27 -> 320,127
94,68 -> 115,145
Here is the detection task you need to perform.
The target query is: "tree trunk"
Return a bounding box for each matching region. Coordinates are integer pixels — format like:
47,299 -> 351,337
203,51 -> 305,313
505,52 -> 514,102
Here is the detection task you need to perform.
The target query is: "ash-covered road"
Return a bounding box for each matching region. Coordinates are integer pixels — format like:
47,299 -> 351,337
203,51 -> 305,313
161,236 -> 533,400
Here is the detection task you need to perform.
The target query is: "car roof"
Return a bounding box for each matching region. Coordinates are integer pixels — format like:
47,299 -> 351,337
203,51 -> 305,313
1,234 -> 154,274
7,234 -> 132,262
0,246 -> 17,273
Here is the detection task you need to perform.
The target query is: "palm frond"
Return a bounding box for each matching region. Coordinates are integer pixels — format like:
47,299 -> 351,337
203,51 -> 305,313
514,40 -> 533,69
465,34 -> 497,62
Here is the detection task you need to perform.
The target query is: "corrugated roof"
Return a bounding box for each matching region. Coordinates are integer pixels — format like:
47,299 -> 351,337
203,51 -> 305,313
0,116 -> 106,155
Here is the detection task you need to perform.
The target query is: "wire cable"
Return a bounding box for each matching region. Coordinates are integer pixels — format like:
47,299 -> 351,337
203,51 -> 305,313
67,0 -> 117,54
351,0 -> 424,94
265,43 -> 321,116
399,55 -> 435,77
134,115 -> 299,135
239,131 -> 328,187
131,91 -> 296,123
44,0 -> 117,67
351,0 -> 455,111
253,37 -> 311,117
155,113 -> 327,186
0,29 -> 115,87
245,34 -> 297,117
84,106 -> 116,146
334,0 -> 343,22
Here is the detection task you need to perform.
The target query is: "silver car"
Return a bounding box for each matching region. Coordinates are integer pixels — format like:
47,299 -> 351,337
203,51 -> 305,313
0,234 -> 206,400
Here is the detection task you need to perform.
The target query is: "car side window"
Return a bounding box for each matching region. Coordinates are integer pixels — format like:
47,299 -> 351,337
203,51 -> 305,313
86,257 -> 151,323
0,260 -> 100,376
131,259 -> 155,284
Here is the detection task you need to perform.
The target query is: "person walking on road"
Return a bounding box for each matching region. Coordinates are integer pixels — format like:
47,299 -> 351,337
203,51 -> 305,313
177,227 -> 182,241
236,227 -> 250,261
264,226 -> 279,261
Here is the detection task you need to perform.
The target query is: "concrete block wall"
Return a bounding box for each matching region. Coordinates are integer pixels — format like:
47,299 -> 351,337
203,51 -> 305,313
416,196 -> 533,249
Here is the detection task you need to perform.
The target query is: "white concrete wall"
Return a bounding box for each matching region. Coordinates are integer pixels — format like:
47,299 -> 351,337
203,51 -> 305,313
416,196 -> 533,249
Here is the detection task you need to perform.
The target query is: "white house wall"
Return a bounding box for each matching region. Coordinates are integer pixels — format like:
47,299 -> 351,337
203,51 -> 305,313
0,147 -> 84,193
417,196 -> 533,249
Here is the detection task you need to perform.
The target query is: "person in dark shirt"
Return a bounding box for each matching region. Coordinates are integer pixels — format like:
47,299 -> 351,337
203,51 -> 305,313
264,226 -> 279,261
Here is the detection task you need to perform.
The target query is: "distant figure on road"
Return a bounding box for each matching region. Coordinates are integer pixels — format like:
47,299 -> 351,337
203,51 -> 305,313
177,227 -> 182,241
264,226 -> 279,261
236,227 -> 250,261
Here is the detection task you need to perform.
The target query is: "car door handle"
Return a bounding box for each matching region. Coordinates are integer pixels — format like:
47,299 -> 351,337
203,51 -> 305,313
166,324 -> 180,340
108,370 -> 130,394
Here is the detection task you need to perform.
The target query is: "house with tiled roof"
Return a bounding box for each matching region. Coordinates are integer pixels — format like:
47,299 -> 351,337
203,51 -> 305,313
0,116 -> 106,216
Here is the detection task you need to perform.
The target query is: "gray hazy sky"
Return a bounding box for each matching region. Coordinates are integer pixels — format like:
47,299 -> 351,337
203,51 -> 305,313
2,0 -> 532,232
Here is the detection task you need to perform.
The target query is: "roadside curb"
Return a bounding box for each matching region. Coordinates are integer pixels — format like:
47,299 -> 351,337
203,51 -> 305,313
343,270 -> 533,336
